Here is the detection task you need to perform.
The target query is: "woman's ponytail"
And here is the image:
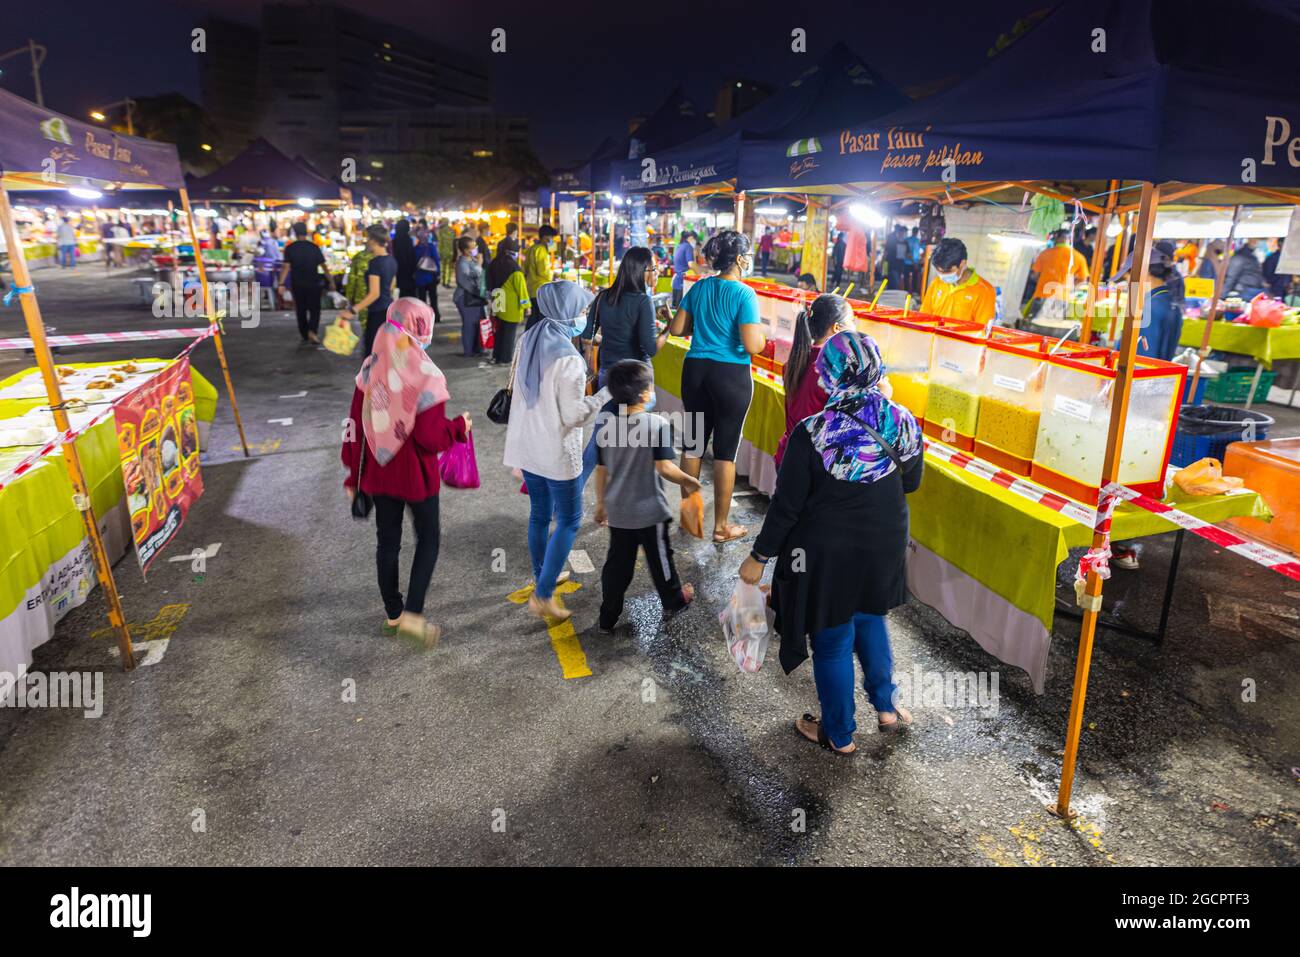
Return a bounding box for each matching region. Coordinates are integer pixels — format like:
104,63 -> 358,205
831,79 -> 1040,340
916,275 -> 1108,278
783,294 -> 851,407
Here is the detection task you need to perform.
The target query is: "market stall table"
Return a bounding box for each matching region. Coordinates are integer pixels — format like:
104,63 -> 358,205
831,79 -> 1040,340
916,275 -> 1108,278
1178,319 -> 1300,408
650,336 -> 1268,692
0,360 -> 217,679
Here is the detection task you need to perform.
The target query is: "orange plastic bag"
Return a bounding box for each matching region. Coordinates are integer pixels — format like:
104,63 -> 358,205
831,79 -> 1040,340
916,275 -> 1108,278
1173,458 -> 1244,497
680,490 -> 705,538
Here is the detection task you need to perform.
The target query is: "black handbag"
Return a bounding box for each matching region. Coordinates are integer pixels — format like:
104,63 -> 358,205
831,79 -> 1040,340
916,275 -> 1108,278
487,331 -> 522,425
350,438 -> 373,520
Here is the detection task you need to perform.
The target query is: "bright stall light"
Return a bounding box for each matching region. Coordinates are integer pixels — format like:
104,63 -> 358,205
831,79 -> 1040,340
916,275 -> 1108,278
67,187 -> 102,200
343,208 -> 363,220
297,197 -> 316,208
757,205 -> 787,216
200,143 -> 213,152
89,111 -> 106,122
987,231 -> 1044,248
848,203 -> 885,228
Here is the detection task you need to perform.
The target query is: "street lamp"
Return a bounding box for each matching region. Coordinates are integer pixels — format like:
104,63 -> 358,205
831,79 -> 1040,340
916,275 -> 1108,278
0,39 -> 47,106
89,98 -> 136,136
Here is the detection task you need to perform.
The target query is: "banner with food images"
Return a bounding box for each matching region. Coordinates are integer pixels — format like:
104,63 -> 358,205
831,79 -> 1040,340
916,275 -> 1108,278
114,358 -> 203,574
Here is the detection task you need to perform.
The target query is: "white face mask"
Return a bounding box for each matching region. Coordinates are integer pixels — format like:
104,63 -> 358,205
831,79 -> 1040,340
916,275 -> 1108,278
739,254 -> 753,277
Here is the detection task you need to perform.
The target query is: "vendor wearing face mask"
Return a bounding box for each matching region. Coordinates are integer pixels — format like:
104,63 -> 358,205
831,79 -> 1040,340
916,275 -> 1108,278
919,237 -> 997,324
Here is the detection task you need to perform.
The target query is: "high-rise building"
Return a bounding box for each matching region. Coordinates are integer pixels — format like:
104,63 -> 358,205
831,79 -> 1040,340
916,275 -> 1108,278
199,2 -> 528,185
712,78 -> 774,125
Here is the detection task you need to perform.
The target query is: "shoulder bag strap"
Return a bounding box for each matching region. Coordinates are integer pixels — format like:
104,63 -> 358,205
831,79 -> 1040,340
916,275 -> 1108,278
843,409 -> 906,473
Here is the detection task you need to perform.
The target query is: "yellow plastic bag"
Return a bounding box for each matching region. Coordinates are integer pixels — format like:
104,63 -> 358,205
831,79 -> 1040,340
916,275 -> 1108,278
1173,457 -> 1244,497
323,318 -> 358,357
680,490 -> 705,538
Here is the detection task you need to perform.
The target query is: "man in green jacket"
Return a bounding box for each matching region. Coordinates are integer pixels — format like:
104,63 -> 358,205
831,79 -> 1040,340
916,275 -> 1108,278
437,218 -> 457,288
524,225 -> 556,298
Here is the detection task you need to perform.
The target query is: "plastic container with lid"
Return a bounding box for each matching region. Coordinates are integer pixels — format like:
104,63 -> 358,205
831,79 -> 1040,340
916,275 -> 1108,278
974,334 -> 1106,474
1223,438 -> 1300,556
923,319 -> 990,450
1030,351 -> 1187,502
880,314 -> 942,421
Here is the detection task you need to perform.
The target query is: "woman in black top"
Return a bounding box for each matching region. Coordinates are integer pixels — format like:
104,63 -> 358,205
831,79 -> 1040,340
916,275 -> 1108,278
392,218 -> 418,299
738,331 -> 923,755
584,247 -> 665,388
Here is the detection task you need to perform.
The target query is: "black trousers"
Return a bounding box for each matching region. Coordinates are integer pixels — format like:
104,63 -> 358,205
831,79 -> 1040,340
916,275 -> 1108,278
599,521 -> 684,628
374,494 -> 441,619
414,283 -> 442,322
292,283 -> 321,339
363,307 -> 385,357
493,318 -> 519,363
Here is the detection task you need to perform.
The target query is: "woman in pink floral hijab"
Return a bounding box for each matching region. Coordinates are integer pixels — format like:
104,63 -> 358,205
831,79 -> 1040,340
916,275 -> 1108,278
343,297 -> 471,647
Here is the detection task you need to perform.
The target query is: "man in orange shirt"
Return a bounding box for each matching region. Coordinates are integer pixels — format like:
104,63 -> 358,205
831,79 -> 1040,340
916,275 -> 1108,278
1027,229 -> 1088,317
919,237 -> 997,323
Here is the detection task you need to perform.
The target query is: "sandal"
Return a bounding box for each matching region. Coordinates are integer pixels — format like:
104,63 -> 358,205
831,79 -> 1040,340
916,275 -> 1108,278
529,593 -> 572,622
381,619 -> 400,637
397,616 -> 441,650
712,524 -> 748,543
662,583 -> 696,622
795,713 -> 857,756
878,706 -> 913,734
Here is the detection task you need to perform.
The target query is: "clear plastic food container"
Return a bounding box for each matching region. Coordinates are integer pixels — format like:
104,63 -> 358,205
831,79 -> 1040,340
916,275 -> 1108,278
923,320 -> 988,450
1030,352 -> 1187,502
880,315 -> 941,421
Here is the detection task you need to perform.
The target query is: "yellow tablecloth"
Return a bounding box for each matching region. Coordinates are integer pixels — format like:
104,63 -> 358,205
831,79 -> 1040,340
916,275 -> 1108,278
0,362 -> 217,626
651,336 -> 786,455
1179,319 -> 1300,368
909,453 -> 1269,632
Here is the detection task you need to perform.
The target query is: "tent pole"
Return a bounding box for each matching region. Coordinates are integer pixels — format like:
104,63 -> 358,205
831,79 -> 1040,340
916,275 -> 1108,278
1080,179 -> 1118,345
179,187 -> 249,457
1055,181 -> 1160,819
1187,205 -> 1241,400
0,187 -> 135,668
1106,212 -> 1130,341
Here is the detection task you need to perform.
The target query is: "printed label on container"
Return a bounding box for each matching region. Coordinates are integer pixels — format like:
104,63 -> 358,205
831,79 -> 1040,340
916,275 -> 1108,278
994,374 -> 1027,393
939,359 -> 964,374
1053,395 -> 1093,422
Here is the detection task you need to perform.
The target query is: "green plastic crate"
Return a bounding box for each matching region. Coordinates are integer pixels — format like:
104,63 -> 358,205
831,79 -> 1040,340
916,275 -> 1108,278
1202,369 -> 1276,404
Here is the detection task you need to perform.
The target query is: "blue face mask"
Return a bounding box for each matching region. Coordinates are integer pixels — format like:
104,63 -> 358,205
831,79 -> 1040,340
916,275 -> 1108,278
644,389 -> 656,411
937,269 -> 961,285
567,314 -> 588,337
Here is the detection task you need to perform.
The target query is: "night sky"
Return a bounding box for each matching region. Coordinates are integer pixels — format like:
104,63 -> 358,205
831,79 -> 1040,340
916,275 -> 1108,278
2,0 -> 1051,167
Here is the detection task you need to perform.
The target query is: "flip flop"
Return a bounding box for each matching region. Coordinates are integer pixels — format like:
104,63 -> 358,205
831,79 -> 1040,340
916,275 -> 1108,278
397,618 -> 441,649
796,713 -> 857,756
381,619 -> 399,637
712,524 -> 748,543
878,709 -> 913,734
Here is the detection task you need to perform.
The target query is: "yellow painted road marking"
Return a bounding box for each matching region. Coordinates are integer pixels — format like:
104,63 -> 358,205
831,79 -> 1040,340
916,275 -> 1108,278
507,580 -> 590,679
91,602 -> 190,642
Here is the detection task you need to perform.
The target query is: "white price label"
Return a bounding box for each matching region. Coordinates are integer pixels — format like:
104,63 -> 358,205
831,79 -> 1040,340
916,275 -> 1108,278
993,374 -> 1027,393
939,359 -> 963,374
1053,395 -> 1093,422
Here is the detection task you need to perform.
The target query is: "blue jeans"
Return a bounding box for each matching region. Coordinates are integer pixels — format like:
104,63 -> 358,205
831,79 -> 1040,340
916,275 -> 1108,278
810,613 -> 897,749
58,244 -> 76,268
522,470 -> 583,599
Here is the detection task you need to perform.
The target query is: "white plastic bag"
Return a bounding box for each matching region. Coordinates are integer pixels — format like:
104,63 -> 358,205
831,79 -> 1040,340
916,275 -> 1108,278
719,582 -> 773,673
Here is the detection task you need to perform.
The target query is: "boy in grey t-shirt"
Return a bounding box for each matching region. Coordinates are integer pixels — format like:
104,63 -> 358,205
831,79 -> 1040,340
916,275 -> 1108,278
594,360 -> 701,631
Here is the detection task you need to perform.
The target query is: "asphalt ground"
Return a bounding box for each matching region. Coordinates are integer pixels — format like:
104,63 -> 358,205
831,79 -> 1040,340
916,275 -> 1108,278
0,264 -> 1296,866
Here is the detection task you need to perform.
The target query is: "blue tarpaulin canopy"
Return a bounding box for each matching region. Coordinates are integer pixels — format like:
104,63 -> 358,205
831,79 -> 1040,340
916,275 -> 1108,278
737,0 -> 1300,200
611,42 -> 909,196
0,87 -> 185,191
557,88 -> 714,193
185,138 -> 342,204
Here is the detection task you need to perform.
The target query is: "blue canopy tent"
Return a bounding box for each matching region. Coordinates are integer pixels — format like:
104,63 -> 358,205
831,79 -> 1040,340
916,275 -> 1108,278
185,138 -> 343,206
737,0 -> 1300,202
730,0 -> 1300,822
610,42 -> 909,197
560,88 -> 714,195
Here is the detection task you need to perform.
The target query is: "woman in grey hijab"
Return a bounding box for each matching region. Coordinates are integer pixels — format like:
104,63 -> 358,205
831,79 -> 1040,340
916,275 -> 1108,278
503,281 -> 611,620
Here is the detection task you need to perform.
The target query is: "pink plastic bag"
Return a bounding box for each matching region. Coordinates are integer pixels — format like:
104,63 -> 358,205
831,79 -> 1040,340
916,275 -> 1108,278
439,433 -> 480,489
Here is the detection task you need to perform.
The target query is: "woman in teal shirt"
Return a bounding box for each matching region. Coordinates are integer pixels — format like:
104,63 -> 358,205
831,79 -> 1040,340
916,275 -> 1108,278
669,230 -> 766,542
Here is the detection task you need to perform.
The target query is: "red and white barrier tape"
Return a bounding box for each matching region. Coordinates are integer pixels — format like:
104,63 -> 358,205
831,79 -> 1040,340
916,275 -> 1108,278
922,438 -> 1098,526
923,437 -> 1299,584
0,326 -> 217,491
0,326 -> 211,351
1103,481 -> 1300,582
